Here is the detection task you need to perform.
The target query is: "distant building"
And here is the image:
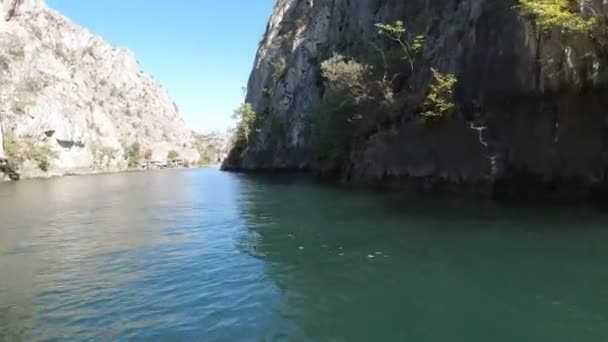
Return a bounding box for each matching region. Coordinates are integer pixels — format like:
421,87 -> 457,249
143,160 -> 167,169
168,159 -> 184,168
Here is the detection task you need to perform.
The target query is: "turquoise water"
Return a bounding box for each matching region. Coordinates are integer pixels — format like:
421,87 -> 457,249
1,168 -> 608,341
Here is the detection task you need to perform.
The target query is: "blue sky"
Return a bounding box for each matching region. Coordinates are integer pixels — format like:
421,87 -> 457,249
47,0 -> 275,133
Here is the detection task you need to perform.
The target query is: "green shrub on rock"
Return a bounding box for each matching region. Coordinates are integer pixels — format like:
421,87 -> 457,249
422,68 -> 458,120
4,132 -> 23,166
144,149 -> 153,161
124,142 -> 141,167
375,20 -> 425,73
232,103 -> 258,146
320,54 -> 372,104
519,0 -> 596,33
3,133 -> 57,171
167,150 -> 180,160
27,143 -> 58,171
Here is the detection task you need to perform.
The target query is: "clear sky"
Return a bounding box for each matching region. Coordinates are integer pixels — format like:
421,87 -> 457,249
46,0 -> 275,133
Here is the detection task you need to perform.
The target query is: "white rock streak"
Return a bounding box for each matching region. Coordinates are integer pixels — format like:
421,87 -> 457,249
470,122 -> 499,177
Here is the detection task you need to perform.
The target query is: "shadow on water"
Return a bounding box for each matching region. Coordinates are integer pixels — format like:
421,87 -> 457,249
236,173 -> 608,341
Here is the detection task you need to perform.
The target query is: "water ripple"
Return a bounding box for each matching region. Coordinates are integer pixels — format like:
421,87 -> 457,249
1,169 -> 608,341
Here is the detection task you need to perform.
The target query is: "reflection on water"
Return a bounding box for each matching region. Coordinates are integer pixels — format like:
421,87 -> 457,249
1,169 -> 608,341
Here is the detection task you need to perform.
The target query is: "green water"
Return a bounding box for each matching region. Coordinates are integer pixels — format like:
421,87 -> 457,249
1,168 -> 607,341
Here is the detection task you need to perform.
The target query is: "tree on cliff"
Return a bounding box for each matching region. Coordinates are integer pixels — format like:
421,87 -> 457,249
519,0 -> 596,33
232,103 -> 257,145
375,21 -> 424,74
422,68 -> 458,120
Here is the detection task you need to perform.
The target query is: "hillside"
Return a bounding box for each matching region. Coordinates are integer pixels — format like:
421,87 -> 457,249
0,0 -> 199,179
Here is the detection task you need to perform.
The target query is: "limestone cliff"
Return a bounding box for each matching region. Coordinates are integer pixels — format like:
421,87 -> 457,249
225,0 -> 608,200
0,0 -> 199,179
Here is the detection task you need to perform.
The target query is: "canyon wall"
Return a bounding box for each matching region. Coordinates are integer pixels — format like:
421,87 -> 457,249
225,0 -> 608,199
0,0 -> 199,179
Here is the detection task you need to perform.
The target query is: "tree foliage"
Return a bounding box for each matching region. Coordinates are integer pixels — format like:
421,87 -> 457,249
375,20 -> 425,73
97,147 -> 117,167
306,54 -> 378,167
305,21 -> 433,168
232,103 -> 257,145
422,68 -> 458,120
4,132 -> 22,166
3,132 -> 57,171
320,54 -> 372,104
519,0 -> 596,33
304,94 -> 358,168
124,142 -> 141,168
26,142 -> 58,171
144,149 -> 153,161
167,150 -> 180,160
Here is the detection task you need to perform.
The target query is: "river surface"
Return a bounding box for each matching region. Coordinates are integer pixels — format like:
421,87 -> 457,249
1,168 -> 608,341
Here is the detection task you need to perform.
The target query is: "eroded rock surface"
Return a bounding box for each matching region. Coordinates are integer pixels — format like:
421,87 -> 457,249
225,0 -> 608,200
0,0 -> 199,179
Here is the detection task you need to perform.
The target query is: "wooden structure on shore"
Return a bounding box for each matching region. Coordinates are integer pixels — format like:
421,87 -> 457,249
0,158 -> 20,181
169,159 -> 185,168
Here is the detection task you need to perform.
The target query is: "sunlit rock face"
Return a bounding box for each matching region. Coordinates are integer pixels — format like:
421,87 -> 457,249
225,0 -> 608,199
0,0 -> 199,179
2,0 -> 45,21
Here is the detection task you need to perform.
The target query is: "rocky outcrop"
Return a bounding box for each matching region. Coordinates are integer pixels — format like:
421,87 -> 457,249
0,0 -> 198,179
2,0 -> 45,21
225,0 -> 608,200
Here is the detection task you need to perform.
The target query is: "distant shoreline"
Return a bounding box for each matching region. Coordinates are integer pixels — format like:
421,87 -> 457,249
1,164 -> 222,182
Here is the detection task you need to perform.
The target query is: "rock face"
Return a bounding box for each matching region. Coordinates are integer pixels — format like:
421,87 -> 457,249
193,130 -> 234,165
0,0 -> 198,179
2,0 -> 45,21
225,0 -> 608,200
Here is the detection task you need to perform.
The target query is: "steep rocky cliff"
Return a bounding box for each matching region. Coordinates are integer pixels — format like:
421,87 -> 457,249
225,0 -> 608,200
0,0 -> 199,179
